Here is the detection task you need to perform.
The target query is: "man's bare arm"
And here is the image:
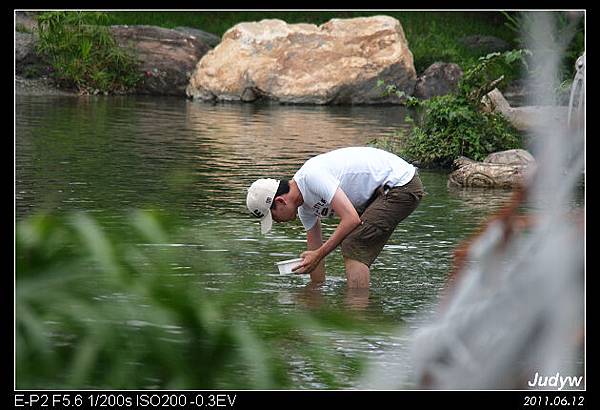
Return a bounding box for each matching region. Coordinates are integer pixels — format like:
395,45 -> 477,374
293,188 -> 361,275
317,187 -> 362,257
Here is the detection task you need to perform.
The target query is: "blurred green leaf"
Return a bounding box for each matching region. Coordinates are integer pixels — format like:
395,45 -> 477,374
16,210 -> 378,389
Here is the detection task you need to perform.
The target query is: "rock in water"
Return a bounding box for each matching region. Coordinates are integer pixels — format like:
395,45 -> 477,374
186,16 -> 416,104
448,153 -> 536,188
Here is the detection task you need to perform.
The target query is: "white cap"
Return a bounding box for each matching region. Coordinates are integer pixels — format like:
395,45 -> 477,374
246,178 -> 279,234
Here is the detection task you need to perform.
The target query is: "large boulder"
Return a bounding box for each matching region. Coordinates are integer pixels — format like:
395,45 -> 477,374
186,16 -> 416,104
109,25 -> 211,96
414,62 -> 463,99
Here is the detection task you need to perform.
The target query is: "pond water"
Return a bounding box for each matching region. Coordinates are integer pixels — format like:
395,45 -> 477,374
16,95 -> 520,388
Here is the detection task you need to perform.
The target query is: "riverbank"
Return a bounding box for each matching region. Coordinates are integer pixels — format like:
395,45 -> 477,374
16,11 -> 525,98
102,11 -> 517,74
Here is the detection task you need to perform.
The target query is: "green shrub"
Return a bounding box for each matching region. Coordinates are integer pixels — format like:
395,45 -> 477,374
374,50 -> 527,168
36,11 -> 142,94
399,94 -> 522,167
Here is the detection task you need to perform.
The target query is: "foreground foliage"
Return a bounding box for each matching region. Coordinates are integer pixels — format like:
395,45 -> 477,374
16,211 -> 370,389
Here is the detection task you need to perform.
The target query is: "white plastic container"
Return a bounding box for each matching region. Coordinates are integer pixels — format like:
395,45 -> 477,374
275,258 -> 304,274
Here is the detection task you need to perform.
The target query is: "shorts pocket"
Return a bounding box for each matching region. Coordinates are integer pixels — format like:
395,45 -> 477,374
341,220 -> 389,267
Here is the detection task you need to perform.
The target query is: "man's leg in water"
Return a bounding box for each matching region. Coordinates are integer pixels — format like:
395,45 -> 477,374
344,257 -> 370,288
341,174 -> 424,289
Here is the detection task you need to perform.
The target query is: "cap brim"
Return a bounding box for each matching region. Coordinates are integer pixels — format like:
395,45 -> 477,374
260,211 -> 273,234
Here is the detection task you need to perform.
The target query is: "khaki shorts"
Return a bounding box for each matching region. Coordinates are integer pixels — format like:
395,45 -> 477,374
341,173 -> 425,267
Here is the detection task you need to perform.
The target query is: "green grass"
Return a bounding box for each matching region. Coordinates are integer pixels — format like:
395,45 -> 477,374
103,11 -> 518,74
35,12 -> 142,94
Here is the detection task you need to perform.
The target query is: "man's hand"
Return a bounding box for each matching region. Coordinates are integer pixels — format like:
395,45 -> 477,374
293,249 -> 323,274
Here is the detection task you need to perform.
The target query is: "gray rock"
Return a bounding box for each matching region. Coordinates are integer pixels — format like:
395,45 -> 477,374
173,26 -> 221,48
109,25 -> 211,96
484,149 -> 535,166
15,11 -> 38,33
414,62 -> 463,99
15,32 -> 44,75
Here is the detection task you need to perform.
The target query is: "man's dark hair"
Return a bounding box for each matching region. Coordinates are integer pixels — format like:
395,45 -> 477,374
271,180 -> 290,209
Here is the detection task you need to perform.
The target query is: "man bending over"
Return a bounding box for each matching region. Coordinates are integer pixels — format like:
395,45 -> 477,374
246,146 -> 424,288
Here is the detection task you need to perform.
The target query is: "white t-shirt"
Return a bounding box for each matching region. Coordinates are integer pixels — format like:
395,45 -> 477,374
293,147 -> 416,231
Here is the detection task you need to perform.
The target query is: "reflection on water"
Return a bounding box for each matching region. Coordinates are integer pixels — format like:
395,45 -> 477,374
15,95 -> 520,388
447,185 -> 514,211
